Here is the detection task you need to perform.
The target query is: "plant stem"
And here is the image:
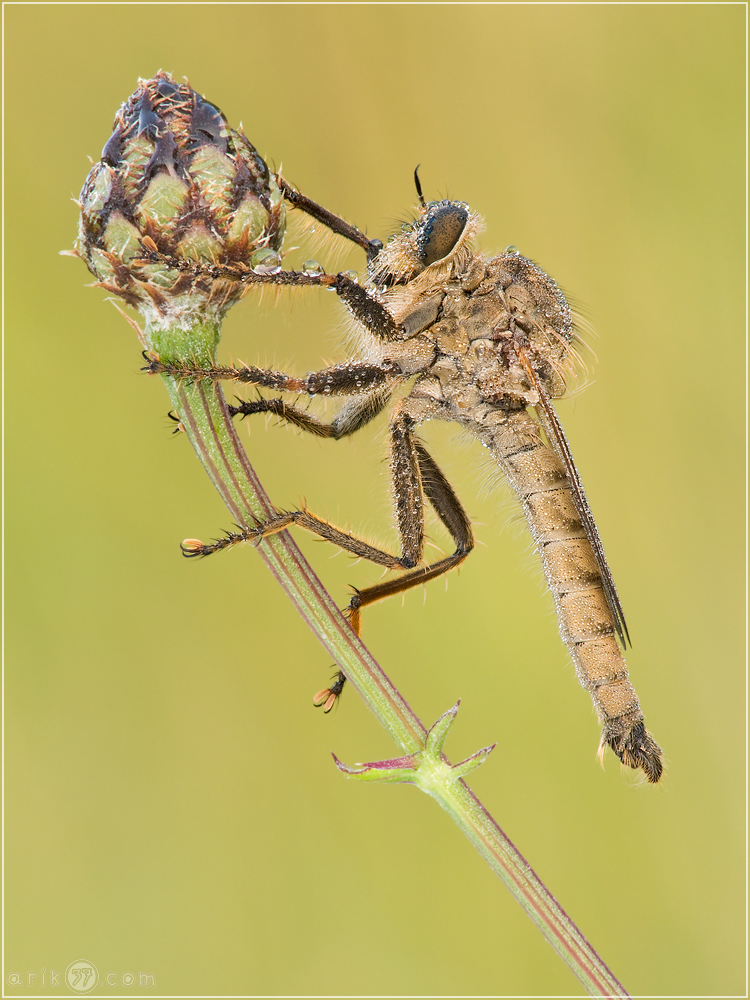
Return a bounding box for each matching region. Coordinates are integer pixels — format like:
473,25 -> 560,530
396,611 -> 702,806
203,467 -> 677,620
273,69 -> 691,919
146,318 -> 629,999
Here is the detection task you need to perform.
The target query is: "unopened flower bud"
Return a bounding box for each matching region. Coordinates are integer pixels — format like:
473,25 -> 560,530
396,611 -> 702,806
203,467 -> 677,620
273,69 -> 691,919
74,71 -> 285,326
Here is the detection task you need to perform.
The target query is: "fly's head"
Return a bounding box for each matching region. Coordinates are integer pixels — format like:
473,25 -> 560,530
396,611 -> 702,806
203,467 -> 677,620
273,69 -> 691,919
363,182 -> 580,402
369,198 -> 482,293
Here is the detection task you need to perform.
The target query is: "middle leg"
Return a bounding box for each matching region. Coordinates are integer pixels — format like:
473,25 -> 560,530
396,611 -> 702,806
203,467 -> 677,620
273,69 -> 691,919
228,389 -> 392,440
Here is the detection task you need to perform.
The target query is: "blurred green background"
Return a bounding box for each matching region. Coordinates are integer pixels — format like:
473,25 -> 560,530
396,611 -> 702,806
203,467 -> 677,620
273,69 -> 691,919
5,5 -> 744,997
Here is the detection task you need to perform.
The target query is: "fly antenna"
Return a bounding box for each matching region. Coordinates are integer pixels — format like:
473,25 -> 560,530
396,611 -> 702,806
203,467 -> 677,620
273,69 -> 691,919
413,164 -> 426,208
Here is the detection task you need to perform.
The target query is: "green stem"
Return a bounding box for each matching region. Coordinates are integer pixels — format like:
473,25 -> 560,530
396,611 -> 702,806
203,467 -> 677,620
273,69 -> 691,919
146,318 -> 629,999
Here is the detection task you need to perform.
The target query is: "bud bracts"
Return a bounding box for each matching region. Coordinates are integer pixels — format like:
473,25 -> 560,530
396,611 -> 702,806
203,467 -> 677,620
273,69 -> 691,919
75,71 -> 285,325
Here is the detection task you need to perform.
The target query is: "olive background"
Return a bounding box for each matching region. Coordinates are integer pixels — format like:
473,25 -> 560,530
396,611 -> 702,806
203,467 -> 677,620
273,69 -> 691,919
5,4 -> 744,998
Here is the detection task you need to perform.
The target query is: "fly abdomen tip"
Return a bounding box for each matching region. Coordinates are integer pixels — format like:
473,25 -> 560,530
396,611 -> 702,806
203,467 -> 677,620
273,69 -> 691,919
605,721 -> 663,784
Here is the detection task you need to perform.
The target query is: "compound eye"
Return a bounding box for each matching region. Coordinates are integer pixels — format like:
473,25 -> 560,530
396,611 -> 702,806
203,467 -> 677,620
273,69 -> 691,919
416,203 -> 469,266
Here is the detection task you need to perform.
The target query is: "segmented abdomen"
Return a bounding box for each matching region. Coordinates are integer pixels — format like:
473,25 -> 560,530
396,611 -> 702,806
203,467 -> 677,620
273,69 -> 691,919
472,407 -> 662,781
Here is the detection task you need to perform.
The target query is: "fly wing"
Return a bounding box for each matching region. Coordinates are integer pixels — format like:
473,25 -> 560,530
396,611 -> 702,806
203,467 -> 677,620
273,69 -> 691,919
520,353 -> 631,648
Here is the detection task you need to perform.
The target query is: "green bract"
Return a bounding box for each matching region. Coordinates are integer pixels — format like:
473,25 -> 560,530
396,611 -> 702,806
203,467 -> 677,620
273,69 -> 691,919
75,70 -> 285,327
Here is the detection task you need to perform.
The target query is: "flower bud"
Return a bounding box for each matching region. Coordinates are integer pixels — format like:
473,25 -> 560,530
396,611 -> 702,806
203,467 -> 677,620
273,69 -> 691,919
74,71 -> 285,326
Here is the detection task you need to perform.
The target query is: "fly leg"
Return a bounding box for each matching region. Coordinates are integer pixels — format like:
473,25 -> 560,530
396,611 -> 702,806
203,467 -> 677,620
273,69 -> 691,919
145,355 -> 404,397
182,505 -> 412,712
320,408 -> 475,709
228,390 -> 391,440
219,389 -> 389,710
136,242 -> 405,341
346,412 -> 475,635
184,408 -> 474,712
277,175 -> 382,263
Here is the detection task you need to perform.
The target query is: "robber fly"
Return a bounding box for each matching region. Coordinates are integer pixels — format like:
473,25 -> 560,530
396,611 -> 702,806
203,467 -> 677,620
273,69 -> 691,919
142,170 -> 663,783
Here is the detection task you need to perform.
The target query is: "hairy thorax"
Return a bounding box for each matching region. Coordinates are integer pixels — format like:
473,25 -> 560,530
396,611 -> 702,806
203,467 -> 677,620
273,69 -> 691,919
374,249 -> 574,424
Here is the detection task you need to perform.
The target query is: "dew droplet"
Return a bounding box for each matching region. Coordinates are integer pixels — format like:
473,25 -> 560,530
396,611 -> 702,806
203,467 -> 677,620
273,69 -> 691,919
343,269 -> 358,283
505,245 -> 518,254
251,248 -> 282,274
302,259 -> 323,277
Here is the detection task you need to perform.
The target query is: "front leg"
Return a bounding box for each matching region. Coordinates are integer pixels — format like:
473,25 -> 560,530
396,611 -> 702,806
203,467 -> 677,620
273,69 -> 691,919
136,242 -> 405,341
277,175 -> 382,263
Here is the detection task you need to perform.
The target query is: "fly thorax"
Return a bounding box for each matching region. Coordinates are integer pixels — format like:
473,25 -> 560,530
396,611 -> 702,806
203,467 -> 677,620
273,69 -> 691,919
483,251 -> 574,399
